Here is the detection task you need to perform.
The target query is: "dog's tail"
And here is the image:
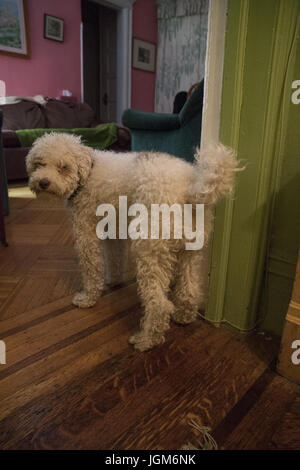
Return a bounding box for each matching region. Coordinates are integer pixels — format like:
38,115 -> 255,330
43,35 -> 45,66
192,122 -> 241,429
191,144 -> 244,205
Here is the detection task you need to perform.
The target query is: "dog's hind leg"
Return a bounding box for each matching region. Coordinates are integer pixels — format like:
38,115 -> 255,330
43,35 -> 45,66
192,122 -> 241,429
129,240 -> 176,351
171,250 -> 206,324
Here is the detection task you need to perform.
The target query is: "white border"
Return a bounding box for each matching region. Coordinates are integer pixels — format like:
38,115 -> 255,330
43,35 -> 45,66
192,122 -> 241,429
80,22 -> 84,102
197,0 -> 228,304
201,0 -> 227,148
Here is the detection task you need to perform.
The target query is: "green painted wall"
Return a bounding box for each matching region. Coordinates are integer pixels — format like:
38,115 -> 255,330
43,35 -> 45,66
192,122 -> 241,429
206,0 -> 300,335
260,14 -> 300,335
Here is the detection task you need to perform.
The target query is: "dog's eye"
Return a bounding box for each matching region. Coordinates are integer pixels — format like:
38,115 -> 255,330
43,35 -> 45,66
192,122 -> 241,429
58,164 -> 69,173
34,162 -> 46,169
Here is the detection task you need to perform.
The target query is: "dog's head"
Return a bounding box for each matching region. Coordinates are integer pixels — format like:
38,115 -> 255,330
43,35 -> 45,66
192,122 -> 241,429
26,133 -> 93,199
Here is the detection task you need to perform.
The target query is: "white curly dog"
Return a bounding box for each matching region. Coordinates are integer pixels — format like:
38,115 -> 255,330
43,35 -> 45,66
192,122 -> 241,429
26,133 -> 239,351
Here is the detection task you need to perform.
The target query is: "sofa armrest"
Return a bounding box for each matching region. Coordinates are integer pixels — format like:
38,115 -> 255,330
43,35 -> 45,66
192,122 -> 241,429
122,109 -> 180,131
2,130 -> 21,148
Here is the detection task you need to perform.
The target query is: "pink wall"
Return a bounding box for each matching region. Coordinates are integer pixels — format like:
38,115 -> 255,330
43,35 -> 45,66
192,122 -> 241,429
0,0 -> 156,110
0,0 -> 81,100
131,0 -> 157,112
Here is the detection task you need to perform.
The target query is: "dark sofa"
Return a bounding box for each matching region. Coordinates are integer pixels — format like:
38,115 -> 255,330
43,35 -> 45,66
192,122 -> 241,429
1,98 -> 131,181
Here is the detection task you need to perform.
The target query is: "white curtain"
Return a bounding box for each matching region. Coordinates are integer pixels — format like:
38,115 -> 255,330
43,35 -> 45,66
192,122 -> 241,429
155,0 -> 209,113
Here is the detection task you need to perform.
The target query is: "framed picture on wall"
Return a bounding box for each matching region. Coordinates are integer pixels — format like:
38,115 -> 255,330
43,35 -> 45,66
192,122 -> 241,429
44,14 -> 64,43
132,38 -> 156,73
0,0 -> 30,58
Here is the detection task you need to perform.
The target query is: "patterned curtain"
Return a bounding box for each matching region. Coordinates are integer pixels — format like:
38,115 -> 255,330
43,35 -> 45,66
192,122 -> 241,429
155,0 -> 209,113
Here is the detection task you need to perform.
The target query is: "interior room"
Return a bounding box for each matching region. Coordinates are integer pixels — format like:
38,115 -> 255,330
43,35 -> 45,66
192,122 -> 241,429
0,0 -> 299,452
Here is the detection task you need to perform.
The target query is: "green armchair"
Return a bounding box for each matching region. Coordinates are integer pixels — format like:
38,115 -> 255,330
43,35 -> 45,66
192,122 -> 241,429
122,80 -> 204,163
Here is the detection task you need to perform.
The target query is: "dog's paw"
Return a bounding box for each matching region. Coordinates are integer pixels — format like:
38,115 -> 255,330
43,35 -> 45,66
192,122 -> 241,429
129,331 -> 165,351
171,308 -> 198,325
72,291 -> 97,308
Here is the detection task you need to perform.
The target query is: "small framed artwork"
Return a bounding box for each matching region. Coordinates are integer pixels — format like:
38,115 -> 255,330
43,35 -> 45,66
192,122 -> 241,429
132,38 -> 156,73
0,0 -> 30,58
44,14 -> 64,42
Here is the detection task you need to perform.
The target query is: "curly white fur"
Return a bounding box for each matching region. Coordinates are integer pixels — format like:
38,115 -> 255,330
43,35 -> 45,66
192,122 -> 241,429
26,133 -> 241,351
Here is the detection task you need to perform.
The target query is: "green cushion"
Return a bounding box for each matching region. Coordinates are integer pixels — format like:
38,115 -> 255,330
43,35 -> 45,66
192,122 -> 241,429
15,124 -> 117,150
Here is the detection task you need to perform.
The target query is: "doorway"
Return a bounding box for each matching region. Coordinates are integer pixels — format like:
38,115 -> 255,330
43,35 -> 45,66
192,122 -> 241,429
81,0 -> 132,123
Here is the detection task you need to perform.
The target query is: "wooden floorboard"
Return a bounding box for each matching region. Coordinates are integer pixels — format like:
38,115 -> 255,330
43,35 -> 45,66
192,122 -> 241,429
270,396 -> 300,450
0,197 -> 299,450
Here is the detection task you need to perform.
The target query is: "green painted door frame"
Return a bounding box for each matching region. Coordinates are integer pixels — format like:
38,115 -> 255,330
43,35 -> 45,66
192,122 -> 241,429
206,0 -> 300,333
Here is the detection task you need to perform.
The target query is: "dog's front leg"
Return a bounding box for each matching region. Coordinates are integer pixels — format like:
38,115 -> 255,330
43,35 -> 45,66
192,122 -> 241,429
72,221 -> 104,308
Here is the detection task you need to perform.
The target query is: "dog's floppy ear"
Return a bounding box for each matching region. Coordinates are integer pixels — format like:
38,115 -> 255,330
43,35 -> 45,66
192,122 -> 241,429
26,144 -> 38,176
77,145 -> 93,185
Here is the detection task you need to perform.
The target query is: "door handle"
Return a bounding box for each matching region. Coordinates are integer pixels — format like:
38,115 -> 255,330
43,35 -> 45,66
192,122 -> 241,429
103,92 -> 108,106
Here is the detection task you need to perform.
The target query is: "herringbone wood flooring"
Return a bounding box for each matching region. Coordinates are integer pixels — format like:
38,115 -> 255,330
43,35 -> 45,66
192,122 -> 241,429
0,197 -> 299,450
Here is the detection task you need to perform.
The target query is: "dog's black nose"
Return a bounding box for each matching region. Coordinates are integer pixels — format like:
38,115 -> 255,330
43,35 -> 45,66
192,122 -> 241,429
39,178 -> 50,190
